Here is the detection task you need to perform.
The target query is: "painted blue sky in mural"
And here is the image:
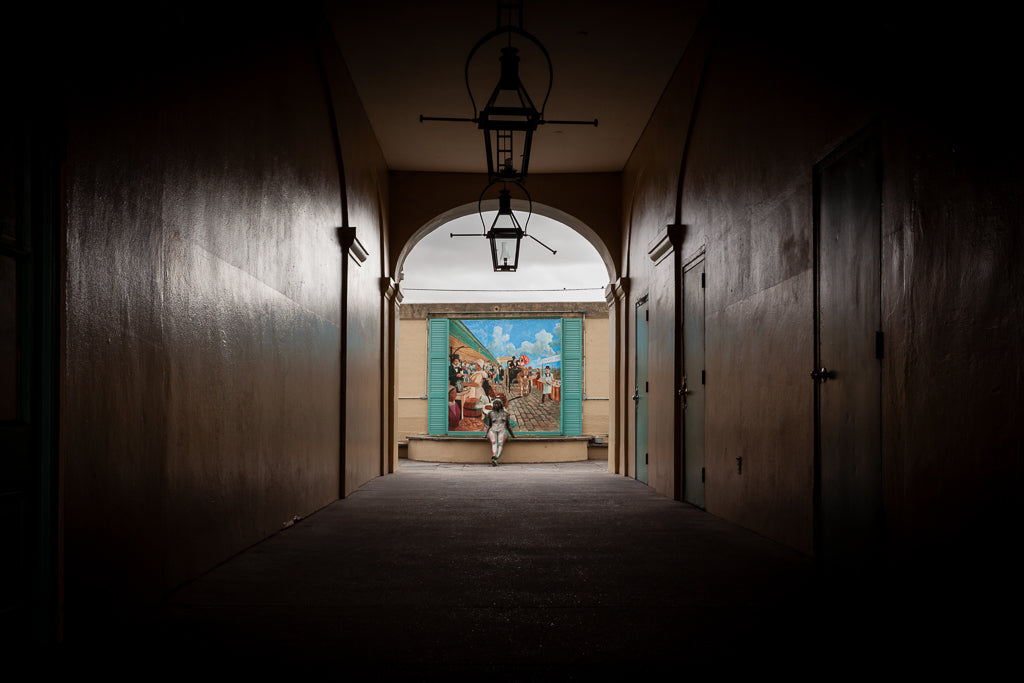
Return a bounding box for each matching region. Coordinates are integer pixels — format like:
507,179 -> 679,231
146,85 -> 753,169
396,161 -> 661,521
463,318 -> 562,369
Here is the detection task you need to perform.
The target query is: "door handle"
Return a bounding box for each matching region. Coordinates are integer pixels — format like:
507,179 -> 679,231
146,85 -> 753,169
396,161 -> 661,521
632,386 -> 640,403
810,367 -> 837,382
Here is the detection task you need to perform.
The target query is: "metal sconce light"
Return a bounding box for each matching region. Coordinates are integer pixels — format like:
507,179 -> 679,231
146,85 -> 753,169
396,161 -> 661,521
450,180 -> 556,273
420,0 -> 597,183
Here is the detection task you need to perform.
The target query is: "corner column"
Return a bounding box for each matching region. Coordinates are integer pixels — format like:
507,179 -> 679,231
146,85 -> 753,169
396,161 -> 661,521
338,227 -> 367,496
381,276 -> 403,474
605,277 -> 629,475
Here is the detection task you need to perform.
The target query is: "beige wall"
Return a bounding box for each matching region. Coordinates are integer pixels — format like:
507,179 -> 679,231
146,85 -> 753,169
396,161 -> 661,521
583,316 -> 610,439
396,318 -> 428,444
60,7 -> 388,618
397,304 -> 610,446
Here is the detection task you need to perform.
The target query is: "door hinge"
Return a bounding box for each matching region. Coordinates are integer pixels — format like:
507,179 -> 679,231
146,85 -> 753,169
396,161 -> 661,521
701,467 -> 705,483
701,272 -> 705,288
646,309 -> 649,321
701,369 -> 705,385
645,452 -> 649,464
645,381 -> 648,392
875,330 -> 884,360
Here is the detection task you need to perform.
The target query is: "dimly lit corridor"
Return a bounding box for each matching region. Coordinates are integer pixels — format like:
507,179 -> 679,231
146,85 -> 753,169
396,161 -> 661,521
3,0 -> 1022,669
53,461 -> 1010,675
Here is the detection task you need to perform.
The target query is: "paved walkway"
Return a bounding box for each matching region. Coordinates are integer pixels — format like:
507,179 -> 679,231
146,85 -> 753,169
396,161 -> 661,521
56,460 -> 1006,677
505,386 -> 561,432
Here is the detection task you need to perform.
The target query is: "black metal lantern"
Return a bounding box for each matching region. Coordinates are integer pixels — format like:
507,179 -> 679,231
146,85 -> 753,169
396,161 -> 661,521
487,189 -> 525,271
478,45 -> 542,182
420,0 -> 597,183
449,180 -> 556,273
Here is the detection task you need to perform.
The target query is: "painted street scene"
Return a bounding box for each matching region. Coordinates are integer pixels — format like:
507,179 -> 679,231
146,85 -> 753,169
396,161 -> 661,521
447,318 -> 562,433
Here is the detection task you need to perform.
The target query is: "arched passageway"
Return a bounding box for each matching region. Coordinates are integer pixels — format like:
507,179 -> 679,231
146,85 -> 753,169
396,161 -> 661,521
395,199 -> 617,288
392,203 -> 618,470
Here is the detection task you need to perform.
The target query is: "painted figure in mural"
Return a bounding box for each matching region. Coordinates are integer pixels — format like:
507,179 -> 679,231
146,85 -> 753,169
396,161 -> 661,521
449,352 -> 464,392
483,398 -> 515,466
448,386 -> 462,430
468,360 -> 489,402
518,358 -> 531,395
507,357 -> 521,396
541,366 -> 554,403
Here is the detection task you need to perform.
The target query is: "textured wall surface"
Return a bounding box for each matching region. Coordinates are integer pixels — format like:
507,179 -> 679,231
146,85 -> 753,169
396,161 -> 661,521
621,7 -> 1022,558
319,14 -> 390,495
881,117 -> 1024,566
61,7 -> 388,621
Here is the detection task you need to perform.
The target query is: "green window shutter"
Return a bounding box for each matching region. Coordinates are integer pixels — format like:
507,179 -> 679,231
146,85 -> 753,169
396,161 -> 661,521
427,318 -> 450,434
560,318 -> 583,436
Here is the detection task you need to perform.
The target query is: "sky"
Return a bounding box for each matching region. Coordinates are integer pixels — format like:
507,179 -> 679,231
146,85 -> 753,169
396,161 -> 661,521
399,212 -> 608,303
463,318 -> 562,369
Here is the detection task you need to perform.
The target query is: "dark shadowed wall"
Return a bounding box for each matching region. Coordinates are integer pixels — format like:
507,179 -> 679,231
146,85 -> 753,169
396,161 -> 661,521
60,4 -> 387,627
622,5 -> 1023,563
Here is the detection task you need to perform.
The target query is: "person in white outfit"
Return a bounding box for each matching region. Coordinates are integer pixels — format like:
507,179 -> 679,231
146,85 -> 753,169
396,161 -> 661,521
541,366 -> 554,403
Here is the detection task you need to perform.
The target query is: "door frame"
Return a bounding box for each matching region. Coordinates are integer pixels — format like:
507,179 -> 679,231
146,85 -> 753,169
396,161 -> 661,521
811,123 -> 884,572
681,248 -> 706,508
634,295 -> 649,484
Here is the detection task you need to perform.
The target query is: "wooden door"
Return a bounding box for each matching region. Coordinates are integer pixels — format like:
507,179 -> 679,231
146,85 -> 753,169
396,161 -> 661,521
814,130 -> 883,574
0,114 -> 59,644
634,298 -> 649,484
683,257 -> 705,507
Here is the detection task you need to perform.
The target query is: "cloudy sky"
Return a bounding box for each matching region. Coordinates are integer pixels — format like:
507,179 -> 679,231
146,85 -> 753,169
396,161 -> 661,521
464,318 -> 562,368
399,212 -> 608,303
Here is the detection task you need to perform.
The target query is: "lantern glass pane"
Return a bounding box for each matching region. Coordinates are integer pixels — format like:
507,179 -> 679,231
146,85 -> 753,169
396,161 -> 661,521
494,236 -> 518,269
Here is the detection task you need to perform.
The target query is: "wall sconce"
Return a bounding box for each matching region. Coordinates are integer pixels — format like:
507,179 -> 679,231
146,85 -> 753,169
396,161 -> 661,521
420,0 -> 597,183
450,180 -> 556,273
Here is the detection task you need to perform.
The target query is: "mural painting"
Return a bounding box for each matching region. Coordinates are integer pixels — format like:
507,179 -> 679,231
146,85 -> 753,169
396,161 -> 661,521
447,318 -> 562,434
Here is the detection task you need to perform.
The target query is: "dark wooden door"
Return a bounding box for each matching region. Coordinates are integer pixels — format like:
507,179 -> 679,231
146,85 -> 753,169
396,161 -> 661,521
814,130 -> 883,574
634,298 -> 649,485
682,258 -> 705,507
0,114 -> 59,645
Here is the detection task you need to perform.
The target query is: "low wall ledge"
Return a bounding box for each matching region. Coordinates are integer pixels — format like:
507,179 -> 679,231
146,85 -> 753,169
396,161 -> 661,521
407,434 -> 594,442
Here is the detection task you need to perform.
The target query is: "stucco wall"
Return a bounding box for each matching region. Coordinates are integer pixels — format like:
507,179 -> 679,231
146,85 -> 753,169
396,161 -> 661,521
622,7 -> 1023,558
321,14 -> 391,495
61,7 -> 387,619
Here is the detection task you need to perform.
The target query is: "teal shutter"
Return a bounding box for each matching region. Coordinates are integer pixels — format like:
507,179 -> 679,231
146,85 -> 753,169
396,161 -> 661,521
560,318 -> 583,436
427,318 -> 450,434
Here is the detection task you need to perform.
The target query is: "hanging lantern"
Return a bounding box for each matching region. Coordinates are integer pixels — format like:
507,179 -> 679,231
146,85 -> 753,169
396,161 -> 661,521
420,0 -> 597,183
477,44 -> 541,182
486,188 -> 525,272
447,179 -> 556,273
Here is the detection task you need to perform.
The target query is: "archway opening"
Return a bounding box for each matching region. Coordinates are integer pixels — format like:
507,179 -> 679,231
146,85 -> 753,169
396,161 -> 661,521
394,206 -> 612,467
400,210 -> 608,303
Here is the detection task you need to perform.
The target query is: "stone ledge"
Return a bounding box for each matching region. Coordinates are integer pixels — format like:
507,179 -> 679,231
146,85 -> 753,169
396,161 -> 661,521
407,434 -> 592,463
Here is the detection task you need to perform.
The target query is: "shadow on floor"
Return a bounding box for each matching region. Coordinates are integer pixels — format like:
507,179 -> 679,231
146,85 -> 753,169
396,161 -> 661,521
55,461 -> 1013,678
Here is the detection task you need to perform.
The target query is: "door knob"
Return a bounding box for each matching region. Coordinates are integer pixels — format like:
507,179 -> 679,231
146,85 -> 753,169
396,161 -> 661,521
810,367 -> 836,382
632,386 -> 640,403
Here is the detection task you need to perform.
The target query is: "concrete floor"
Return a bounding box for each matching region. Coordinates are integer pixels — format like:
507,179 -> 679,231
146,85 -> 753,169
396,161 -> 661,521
56,459 -> 1009,678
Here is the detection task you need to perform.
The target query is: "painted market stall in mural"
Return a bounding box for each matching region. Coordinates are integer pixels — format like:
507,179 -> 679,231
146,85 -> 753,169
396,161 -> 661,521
428,317 -> 582,436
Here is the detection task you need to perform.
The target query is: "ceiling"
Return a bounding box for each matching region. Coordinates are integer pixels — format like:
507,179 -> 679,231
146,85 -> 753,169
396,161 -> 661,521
325,1 -> 705,175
